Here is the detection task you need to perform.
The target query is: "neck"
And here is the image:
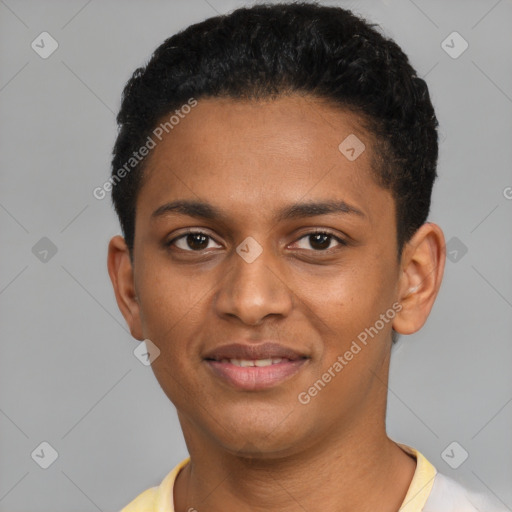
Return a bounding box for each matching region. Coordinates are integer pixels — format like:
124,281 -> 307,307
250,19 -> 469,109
173,421 -> 416,512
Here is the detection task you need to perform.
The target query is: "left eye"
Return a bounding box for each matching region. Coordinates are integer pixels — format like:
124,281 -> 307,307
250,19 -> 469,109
293,232 -> 346,251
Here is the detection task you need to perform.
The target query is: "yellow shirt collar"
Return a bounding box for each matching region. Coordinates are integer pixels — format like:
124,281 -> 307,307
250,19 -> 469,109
397,443 -> 437,511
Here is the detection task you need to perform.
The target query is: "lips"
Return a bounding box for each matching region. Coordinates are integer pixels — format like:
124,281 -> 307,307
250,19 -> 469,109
203,342 -> 307,362
203,342 -> 309,391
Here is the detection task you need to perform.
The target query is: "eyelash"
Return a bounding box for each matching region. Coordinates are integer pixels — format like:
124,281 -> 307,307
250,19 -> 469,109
165,229 -> 347,253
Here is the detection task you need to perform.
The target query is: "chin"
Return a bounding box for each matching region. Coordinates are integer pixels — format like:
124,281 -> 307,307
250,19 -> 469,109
214,419 -> 307,459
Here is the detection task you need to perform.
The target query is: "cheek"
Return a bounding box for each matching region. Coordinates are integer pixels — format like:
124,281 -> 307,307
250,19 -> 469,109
135,260 -> 194,344
302,261 -> 398,385
136,266 -> 205,405
312,256 -> 396,331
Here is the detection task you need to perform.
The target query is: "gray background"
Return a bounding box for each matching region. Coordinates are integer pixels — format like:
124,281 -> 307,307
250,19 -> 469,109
0,0 -> 511,510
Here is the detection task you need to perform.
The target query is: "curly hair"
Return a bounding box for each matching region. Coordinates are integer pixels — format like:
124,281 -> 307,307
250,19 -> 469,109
111,1 -> 439,256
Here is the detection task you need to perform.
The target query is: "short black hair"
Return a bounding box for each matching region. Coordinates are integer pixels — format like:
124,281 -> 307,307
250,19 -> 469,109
111,1 -> 438,255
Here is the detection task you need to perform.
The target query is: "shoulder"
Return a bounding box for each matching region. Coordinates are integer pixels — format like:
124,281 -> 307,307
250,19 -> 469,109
424,472 -> 508,512
118,457 -> 191,512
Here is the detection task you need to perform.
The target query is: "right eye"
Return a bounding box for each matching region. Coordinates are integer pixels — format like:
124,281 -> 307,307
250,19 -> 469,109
166,230 -> 222,252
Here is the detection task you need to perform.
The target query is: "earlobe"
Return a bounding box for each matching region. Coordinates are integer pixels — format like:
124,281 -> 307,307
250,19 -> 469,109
393,223 -> 446,335
107,235 -> 144,340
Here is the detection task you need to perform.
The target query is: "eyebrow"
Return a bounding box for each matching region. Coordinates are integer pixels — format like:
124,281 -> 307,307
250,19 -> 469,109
151,199 -> 365,222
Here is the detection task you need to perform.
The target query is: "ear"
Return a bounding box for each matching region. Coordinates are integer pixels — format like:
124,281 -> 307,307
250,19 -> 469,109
107,235 -> 144,340
393,222 -> 446,335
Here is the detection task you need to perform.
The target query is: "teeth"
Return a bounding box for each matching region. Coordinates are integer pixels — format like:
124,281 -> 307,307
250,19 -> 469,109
226,358 -> 286,367
254,359 -> 273,367
243,359 -> 258,367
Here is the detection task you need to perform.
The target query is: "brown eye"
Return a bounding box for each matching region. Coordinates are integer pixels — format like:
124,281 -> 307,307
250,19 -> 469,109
167,231 -> 221,252
294,231 -> 347,251
308,233 -> 331,250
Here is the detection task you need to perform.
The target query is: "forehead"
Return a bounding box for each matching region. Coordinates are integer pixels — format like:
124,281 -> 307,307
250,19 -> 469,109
146,95 -> 369,169
136,95 -> 392,228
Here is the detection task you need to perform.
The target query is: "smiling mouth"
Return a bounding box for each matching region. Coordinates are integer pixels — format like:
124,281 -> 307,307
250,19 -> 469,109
206,357 -> 299,367
204,357 -> 309,390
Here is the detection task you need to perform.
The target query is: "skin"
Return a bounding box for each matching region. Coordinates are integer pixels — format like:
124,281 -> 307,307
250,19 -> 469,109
108,94 -> 445,512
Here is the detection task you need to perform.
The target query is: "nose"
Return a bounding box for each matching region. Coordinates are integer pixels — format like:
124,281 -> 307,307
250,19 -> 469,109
214,239 -> 293,326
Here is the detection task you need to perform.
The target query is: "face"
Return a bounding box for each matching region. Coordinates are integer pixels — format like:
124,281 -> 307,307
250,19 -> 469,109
109,94 -> 442,458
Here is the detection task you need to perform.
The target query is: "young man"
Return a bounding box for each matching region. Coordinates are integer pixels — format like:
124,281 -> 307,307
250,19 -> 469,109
107,2 -> 505,511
